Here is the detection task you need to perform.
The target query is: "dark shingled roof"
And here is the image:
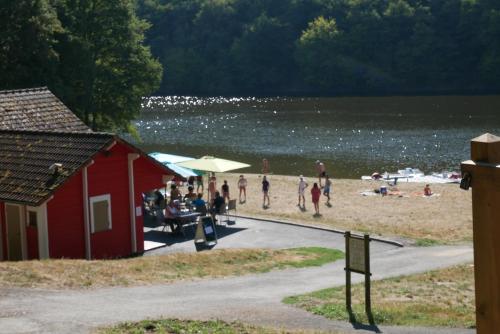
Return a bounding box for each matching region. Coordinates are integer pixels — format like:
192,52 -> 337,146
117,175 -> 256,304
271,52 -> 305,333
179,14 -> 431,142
0,130 -> 114,206
0,87 -> 91,132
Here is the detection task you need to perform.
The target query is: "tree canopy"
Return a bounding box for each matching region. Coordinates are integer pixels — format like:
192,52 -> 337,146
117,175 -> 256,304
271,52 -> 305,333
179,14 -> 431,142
137,0 -> 500,95
0,0 -> 161,132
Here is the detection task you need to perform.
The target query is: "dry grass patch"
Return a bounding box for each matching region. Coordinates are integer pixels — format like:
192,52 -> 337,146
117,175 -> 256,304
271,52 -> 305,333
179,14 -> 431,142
97,318 -> 340,334
284,264 -> 475,328
0,248 -> 343,289
217,173 -> 472,243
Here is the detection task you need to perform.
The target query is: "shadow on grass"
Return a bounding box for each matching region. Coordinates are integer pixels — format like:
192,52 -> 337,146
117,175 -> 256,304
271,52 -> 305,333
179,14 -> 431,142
347,307 -> 381,333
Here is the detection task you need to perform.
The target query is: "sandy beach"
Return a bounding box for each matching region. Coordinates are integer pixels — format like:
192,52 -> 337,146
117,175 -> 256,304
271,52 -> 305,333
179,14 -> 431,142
206,173 -> 472,244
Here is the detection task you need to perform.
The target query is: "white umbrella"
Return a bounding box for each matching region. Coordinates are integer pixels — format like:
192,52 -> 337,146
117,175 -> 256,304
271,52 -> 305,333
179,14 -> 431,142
176,156 -> 250,173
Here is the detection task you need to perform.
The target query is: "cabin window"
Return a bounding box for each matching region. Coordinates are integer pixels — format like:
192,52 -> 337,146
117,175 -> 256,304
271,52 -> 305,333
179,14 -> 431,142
90,194 -> 112,233
27,210 -> 37,227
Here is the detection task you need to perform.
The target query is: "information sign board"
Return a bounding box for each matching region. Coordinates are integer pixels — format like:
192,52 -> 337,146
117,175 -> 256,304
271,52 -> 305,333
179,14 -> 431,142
349,237 -> 365,273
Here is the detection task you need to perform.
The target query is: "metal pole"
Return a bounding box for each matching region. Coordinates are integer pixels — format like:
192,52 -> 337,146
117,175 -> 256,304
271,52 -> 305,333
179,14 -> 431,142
364,234 -> 373,324
345,231 -> 351,312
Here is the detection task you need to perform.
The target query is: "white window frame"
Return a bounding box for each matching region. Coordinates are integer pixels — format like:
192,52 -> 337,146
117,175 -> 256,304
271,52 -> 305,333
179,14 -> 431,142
89,194 -> 112,233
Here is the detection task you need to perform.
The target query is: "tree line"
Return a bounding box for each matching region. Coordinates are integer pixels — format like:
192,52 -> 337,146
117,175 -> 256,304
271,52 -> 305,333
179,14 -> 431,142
1,0 -> 499,131
138,0 -> 500,96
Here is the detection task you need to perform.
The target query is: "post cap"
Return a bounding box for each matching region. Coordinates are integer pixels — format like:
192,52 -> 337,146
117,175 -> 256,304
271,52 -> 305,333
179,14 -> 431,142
471,133 -> 500,164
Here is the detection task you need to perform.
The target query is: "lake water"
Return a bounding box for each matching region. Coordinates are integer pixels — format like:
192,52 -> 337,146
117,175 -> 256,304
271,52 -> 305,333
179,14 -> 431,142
134,96 -> 500,178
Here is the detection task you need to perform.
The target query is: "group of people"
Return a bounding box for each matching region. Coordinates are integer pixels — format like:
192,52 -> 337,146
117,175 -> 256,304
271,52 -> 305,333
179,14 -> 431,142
297,163 -> 332,215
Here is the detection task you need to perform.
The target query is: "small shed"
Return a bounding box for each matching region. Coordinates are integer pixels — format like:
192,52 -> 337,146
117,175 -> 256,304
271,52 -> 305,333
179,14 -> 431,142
0,129 -> 177,260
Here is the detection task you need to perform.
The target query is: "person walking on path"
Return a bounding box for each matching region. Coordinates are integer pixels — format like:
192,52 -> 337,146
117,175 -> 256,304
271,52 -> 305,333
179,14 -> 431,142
196,175 -> 204,193
311,182 -> 321,216
221,180 -> 230,202
297,175 -> 308,209
323,175 -> 332,206
238,175 -> 247,203
316,160 -> 326,187
262,175 -> 270,208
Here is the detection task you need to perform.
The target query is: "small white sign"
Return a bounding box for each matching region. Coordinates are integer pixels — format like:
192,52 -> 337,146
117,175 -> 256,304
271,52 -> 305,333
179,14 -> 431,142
204,226 -> 214,234
135,206 -> 142,217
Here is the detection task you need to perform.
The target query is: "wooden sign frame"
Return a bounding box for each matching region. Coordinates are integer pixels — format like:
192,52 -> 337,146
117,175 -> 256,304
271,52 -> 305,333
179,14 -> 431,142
345,231 -> 373,324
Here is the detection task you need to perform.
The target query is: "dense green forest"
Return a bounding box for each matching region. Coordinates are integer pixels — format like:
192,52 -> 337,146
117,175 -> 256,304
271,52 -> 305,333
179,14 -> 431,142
1,0 -> 499,130
138,0 -> 500,95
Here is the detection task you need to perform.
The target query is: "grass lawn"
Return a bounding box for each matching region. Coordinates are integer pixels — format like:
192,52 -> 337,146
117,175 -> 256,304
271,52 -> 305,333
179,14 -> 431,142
283,264 -> 475,328
0,247 -> 343,289
97,319 -> 336,334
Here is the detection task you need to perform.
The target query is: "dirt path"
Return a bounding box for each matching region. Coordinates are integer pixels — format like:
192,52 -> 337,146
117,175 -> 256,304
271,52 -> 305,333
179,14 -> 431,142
0,244 -> 474,334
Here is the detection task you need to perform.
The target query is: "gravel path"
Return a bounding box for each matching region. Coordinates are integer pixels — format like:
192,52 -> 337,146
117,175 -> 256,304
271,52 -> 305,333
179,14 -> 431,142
0,219 -> 475,334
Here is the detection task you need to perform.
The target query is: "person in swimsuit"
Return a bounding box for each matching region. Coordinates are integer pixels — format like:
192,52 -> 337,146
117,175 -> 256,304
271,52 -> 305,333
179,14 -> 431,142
297,175 -> 308,208
208,175 -> 216,202
262,175 -> 270,208
262,158 -> 269,174
238,175 -> 247,203
316,160 -> 326,188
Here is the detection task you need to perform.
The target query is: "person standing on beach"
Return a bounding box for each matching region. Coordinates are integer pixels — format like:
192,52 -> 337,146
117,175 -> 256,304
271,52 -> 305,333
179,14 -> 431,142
311,182 -> 321,216
208,175 -> 216,202
262,175 -> 270,208
196,175 -> 204,193
324,175 -> 332,205
262,158 -> 270,174
221,180 -> 230,202
316,160 -> 326,187
297,175 -> 308,208
238,175 -> 247,203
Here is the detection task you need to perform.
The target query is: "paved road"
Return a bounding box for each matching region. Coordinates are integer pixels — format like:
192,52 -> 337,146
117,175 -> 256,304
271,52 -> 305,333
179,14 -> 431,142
0,219 -> 475,334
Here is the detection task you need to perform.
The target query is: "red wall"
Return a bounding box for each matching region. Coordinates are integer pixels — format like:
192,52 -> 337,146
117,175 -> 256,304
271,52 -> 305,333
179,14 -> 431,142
87,143 -> 132,259
0,202 -> 5,260
133,156 -> 169,253
47,170 -> 86,259
1,142 -> 171,261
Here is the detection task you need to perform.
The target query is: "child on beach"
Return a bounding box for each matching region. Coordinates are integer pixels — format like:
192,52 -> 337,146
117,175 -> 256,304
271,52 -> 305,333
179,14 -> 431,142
297,175 -> 308,208
238,175 -> 247,203
262,175 -> 270,208
323,175 -> 332,205
424,184 -> 432,196
311,182 -> 321,216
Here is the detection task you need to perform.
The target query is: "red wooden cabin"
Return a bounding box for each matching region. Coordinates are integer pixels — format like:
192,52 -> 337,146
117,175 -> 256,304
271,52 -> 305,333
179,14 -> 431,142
0,130 -> 176,260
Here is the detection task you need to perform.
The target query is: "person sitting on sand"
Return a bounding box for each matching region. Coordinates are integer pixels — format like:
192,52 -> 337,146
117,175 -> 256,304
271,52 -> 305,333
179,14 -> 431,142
262,175 -> 270,208
424,184 -> 432,196
297,175 -> 308,208
311,183 -> 321,216
238,175 -> 247,203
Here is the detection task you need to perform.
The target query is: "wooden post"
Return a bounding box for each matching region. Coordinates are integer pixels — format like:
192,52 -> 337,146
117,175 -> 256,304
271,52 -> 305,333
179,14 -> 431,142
461,133 -> 500,333
345,231 -> 352,313
364,234 -> 373,324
